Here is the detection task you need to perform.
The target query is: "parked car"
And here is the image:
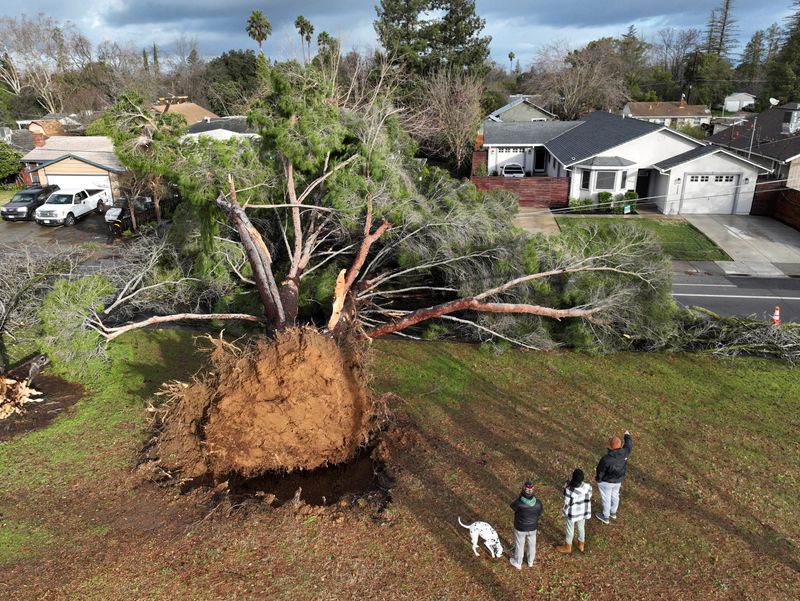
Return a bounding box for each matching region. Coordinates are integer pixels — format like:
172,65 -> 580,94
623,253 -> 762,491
34,188 -> 110,226
1,185 -> 60,221
104,196 -> 153,224
501,163 -> 525,178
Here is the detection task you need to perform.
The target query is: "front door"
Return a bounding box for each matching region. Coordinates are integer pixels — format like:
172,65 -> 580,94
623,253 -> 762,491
534,147 -> 546,173
636,170 -> 650,197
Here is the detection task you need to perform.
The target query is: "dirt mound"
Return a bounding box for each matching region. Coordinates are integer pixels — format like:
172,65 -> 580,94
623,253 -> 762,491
149,327 -> 374,481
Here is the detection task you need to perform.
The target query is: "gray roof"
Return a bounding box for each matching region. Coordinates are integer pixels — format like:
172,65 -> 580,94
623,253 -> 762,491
20,136 -> 124,171
187,116 -> 256,135
483,121 -> 581,145
652,145 -> 716,171
575,156 -> 635,167
487,95 -> 556,121
545,111 -> 663,167
653,144 -> 770,173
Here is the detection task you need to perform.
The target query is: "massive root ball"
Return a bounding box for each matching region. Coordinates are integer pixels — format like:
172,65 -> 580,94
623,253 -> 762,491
149,327 -> 374,481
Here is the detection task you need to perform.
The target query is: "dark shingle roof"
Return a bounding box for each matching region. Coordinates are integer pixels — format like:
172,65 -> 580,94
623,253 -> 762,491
545,111 -> 662,167
708,105 -> 800,161
575,156 -> 635,167
652,145 -> 716,171
482,121 -> 581,145
187,116 -> 255,135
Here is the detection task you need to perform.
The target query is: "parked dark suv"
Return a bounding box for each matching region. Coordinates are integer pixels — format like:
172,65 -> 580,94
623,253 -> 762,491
1,185 -> 60,221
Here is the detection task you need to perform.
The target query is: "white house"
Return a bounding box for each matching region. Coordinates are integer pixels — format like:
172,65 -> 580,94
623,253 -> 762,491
622,98 -> 711,127
723,92 -> 756,113
478,111 -> 768,215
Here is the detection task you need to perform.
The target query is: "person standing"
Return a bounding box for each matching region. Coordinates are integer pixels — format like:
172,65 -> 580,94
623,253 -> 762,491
555,469 -> 592,554
509,479 -> 543,569
595,430 -> 633,524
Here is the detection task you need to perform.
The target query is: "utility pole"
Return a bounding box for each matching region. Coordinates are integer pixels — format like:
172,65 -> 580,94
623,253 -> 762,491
748,116 -> 758,159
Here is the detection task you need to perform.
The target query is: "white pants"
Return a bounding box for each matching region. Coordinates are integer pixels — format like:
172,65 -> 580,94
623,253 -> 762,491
598,481 -> 621,519
513,529 -> 537,566
564,517 -> 586,544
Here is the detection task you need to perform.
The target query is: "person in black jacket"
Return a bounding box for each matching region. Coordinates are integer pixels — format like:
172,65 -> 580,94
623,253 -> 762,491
509,479 -> 543,569
595,431 -> 633,524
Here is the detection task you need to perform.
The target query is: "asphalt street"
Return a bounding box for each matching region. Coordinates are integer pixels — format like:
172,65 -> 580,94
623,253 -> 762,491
672,273 -> 800,322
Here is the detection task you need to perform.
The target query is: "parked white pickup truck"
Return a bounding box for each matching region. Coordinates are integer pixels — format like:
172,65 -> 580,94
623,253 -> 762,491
34,188 -> 110,226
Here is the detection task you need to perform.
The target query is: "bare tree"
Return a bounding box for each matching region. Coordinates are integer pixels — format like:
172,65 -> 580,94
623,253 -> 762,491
0,14 -> 91,113
533,41 -> 628,120
410,69 -> 484,174
655,28 -> 702,81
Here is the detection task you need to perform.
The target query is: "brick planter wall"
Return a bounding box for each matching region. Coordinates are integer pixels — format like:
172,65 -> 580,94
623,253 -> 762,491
471,175 -> 569,208
753,181 -> 800,231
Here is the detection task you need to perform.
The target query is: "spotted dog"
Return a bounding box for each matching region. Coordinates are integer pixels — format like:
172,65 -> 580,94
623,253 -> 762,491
458,517 -> 503,558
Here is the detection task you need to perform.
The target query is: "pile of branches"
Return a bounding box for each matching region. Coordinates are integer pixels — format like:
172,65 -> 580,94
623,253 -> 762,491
653,307 -> 800,364
0,375 -> 42,420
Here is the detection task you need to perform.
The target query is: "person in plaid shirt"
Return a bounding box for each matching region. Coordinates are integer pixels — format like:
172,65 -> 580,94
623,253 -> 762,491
555,469 -> 592,554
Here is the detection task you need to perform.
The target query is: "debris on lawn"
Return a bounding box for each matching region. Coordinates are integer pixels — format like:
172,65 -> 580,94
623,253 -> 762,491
0,374 -> 43,419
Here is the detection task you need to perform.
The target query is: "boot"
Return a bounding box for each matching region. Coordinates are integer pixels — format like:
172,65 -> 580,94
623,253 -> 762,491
576,541 -> 585,553
555,543 -> 572,554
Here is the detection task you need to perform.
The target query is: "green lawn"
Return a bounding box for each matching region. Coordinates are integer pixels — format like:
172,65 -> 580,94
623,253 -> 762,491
556,216 -> 731,261
0,189 -> 16,204
1,332 -> 798,600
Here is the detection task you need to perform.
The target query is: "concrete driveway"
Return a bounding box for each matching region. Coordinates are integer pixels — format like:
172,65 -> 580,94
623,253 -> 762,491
0,213 -> 111,247
685,215 -> 800,277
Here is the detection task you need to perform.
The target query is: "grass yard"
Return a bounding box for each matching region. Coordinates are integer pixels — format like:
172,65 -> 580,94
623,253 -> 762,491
0,189 -> 16,204
556,216 -> 731,261
1,331 -> 798,600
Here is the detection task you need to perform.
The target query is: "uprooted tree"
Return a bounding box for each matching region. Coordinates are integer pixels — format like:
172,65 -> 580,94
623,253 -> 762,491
66,54 -> 673,483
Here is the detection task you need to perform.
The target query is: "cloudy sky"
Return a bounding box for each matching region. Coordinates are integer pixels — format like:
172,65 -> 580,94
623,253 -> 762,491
2,0 -> 795,66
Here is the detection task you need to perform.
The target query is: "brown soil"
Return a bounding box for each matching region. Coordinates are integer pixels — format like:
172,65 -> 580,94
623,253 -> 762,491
148,327 -> 375,481
0,375 -> 86,441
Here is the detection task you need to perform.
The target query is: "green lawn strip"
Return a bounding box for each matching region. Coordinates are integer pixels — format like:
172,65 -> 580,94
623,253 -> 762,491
556,217 -> 731,261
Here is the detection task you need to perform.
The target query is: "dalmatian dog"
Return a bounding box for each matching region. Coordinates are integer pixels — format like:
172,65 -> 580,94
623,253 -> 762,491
458,517 -> 503,558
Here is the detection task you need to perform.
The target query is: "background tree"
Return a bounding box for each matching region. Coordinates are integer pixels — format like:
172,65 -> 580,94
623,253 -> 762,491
0,141 -> 21,180
192,50 -> 259,115
736,30 -> 765,87
246,10 -> 272,56
293,16 -> 314,63
374,0 -> 490,75
411,69 -> 484,174
767,2 -> 800,102
508,51 -> 515,73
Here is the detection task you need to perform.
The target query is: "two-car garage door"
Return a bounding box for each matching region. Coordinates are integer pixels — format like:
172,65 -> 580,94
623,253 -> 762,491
45,174 -> 113,200
679,173 -> 739,214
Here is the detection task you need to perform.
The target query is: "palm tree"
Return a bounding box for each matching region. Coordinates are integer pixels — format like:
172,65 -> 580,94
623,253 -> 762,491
247,10 -> 272,55
508,51 -> 515,74
294,16 -> 313,63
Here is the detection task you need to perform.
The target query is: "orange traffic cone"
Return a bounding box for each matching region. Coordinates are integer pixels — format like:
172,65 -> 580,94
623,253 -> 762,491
771,306 -> 781,325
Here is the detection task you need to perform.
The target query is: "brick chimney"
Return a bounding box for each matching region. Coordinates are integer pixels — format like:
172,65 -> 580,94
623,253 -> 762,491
679,94 -> 687,109
31,132 -> 46,148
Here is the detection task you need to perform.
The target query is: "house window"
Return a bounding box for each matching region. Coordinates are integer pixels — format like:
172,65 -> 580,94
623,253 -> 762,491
581,170 -> 590,190
714,175 -> 724,182
595,171 -> 617,190
700,175 -> 709,182
724,175 -> 734,182
690,175 -> 699,182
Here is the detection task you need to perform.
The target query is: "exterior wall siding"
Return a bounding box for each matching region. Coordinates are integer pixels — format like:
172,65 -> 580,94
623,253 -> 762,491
471,176 -> 569,207
43,158 -> 109,175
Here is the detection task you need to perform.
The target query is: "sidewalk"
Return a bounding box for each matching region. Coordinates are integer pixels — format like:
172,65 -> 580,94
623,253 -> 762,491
684,215 -> 800,278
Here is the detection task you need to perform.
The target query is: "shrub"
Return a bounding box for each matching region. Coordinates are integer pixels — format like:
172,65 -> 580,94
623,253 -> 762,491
610,193 -> 626,214
568,196 -> 596,212
623,190 -> 639,213
473,162 -> 488,177
597,191 -> 613,212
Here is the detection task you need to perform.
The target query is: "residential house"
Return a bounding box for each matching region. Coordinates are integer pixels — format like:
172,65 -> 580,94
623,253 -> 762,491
723,92 -> 756,113
622,97 -> 711,127
19,136 -> 125,200
0,127 -> 35,153
151,96 -> 219,125
184,116 -> 260,142
709,102 -> 800,229
486,95 -> 556,123
474,111 -> 766,215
